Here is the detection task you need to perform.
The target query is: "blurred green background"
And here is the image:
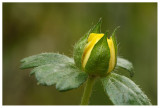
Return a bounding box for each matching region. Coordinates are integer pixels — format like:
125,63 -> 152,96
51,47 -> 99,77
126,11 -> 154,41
3,3 -> 157,105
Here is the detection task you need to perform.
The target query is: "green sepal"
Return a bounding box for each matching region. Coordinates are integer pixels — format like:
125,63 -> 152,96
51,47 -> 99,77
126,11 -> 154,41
101,73 -> 151,105
111,26 -> 119,67
73,18 -> 102,69
85,32 -> 110,76
117,57 -> 135,77
90,18 -> 102,33
20,53 -> 88,91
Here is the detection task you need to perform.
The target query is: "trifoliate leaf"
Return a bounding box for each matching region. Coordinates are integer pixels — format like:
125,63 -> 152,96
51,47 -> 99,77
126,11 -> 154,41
101,73 -> 151,105
20,53 -> 88,91
117,57 -> 134,77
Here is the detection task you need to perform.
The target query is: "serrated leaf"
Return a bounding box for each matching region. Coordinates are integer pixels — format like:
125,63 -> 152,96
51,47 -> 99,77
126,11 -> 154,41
117,57 -> 134,77
31,63 -> 88,91
20,53 -> 88,91
101,73 -> 151,105
20,53 -> 73,69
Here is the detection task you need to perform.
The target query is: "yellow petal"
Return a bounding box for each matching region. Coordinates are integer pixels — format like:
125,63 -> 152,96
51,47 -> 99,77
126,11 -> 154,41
107,37 -> 116,73
82,33 -> 104,68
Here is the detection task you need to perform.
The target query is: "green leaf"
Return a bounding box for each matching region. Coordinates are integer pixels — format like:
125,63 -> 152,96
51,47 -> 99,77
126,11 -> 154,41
20,53 -> 73,69
73,18 -> 102,69
85,32 -> 110,76
21,53 -> 88,91
117,57 -> 134,77
101,73 -> 151,105
31,63 -> 88,91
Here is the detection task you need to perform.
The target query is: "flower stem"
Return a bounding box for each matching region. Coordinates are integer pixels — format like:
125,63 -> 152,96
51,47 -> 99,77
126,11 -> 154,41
80,76 -> 96,105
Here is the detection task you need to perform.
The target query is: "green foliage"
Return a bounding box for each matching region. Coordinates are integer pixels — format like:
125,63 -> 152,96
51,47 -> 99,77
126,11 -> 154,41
85,33 -> 110,76
20,53 -> 73,69
21,53 -> 88,91
117,57 -> 135,77
101,73 -> 151,105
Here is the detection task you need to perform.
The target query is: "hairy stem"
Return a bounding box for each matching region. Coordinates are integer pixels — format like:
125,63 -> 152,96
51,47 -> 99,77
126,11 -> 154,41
80,76 -> 96,105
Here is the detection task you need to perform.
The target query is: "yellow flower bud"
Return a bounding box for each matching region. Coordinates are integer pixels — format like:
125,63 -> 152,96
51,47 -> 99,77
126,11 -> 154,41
82,33 -> 116,75
73,19 -> 118,76
82,33 -> 104,68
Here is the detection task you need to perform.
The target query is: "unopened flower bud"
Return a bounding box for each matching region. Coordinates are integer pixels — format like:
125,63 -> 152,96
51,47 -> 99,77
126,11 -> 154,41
73,19 -> 118,76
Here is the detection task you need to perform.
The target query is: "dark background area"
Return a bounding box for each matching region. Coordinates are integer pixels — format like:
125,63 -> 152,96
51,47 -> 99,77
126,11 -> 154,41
3,3 -> 157,105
